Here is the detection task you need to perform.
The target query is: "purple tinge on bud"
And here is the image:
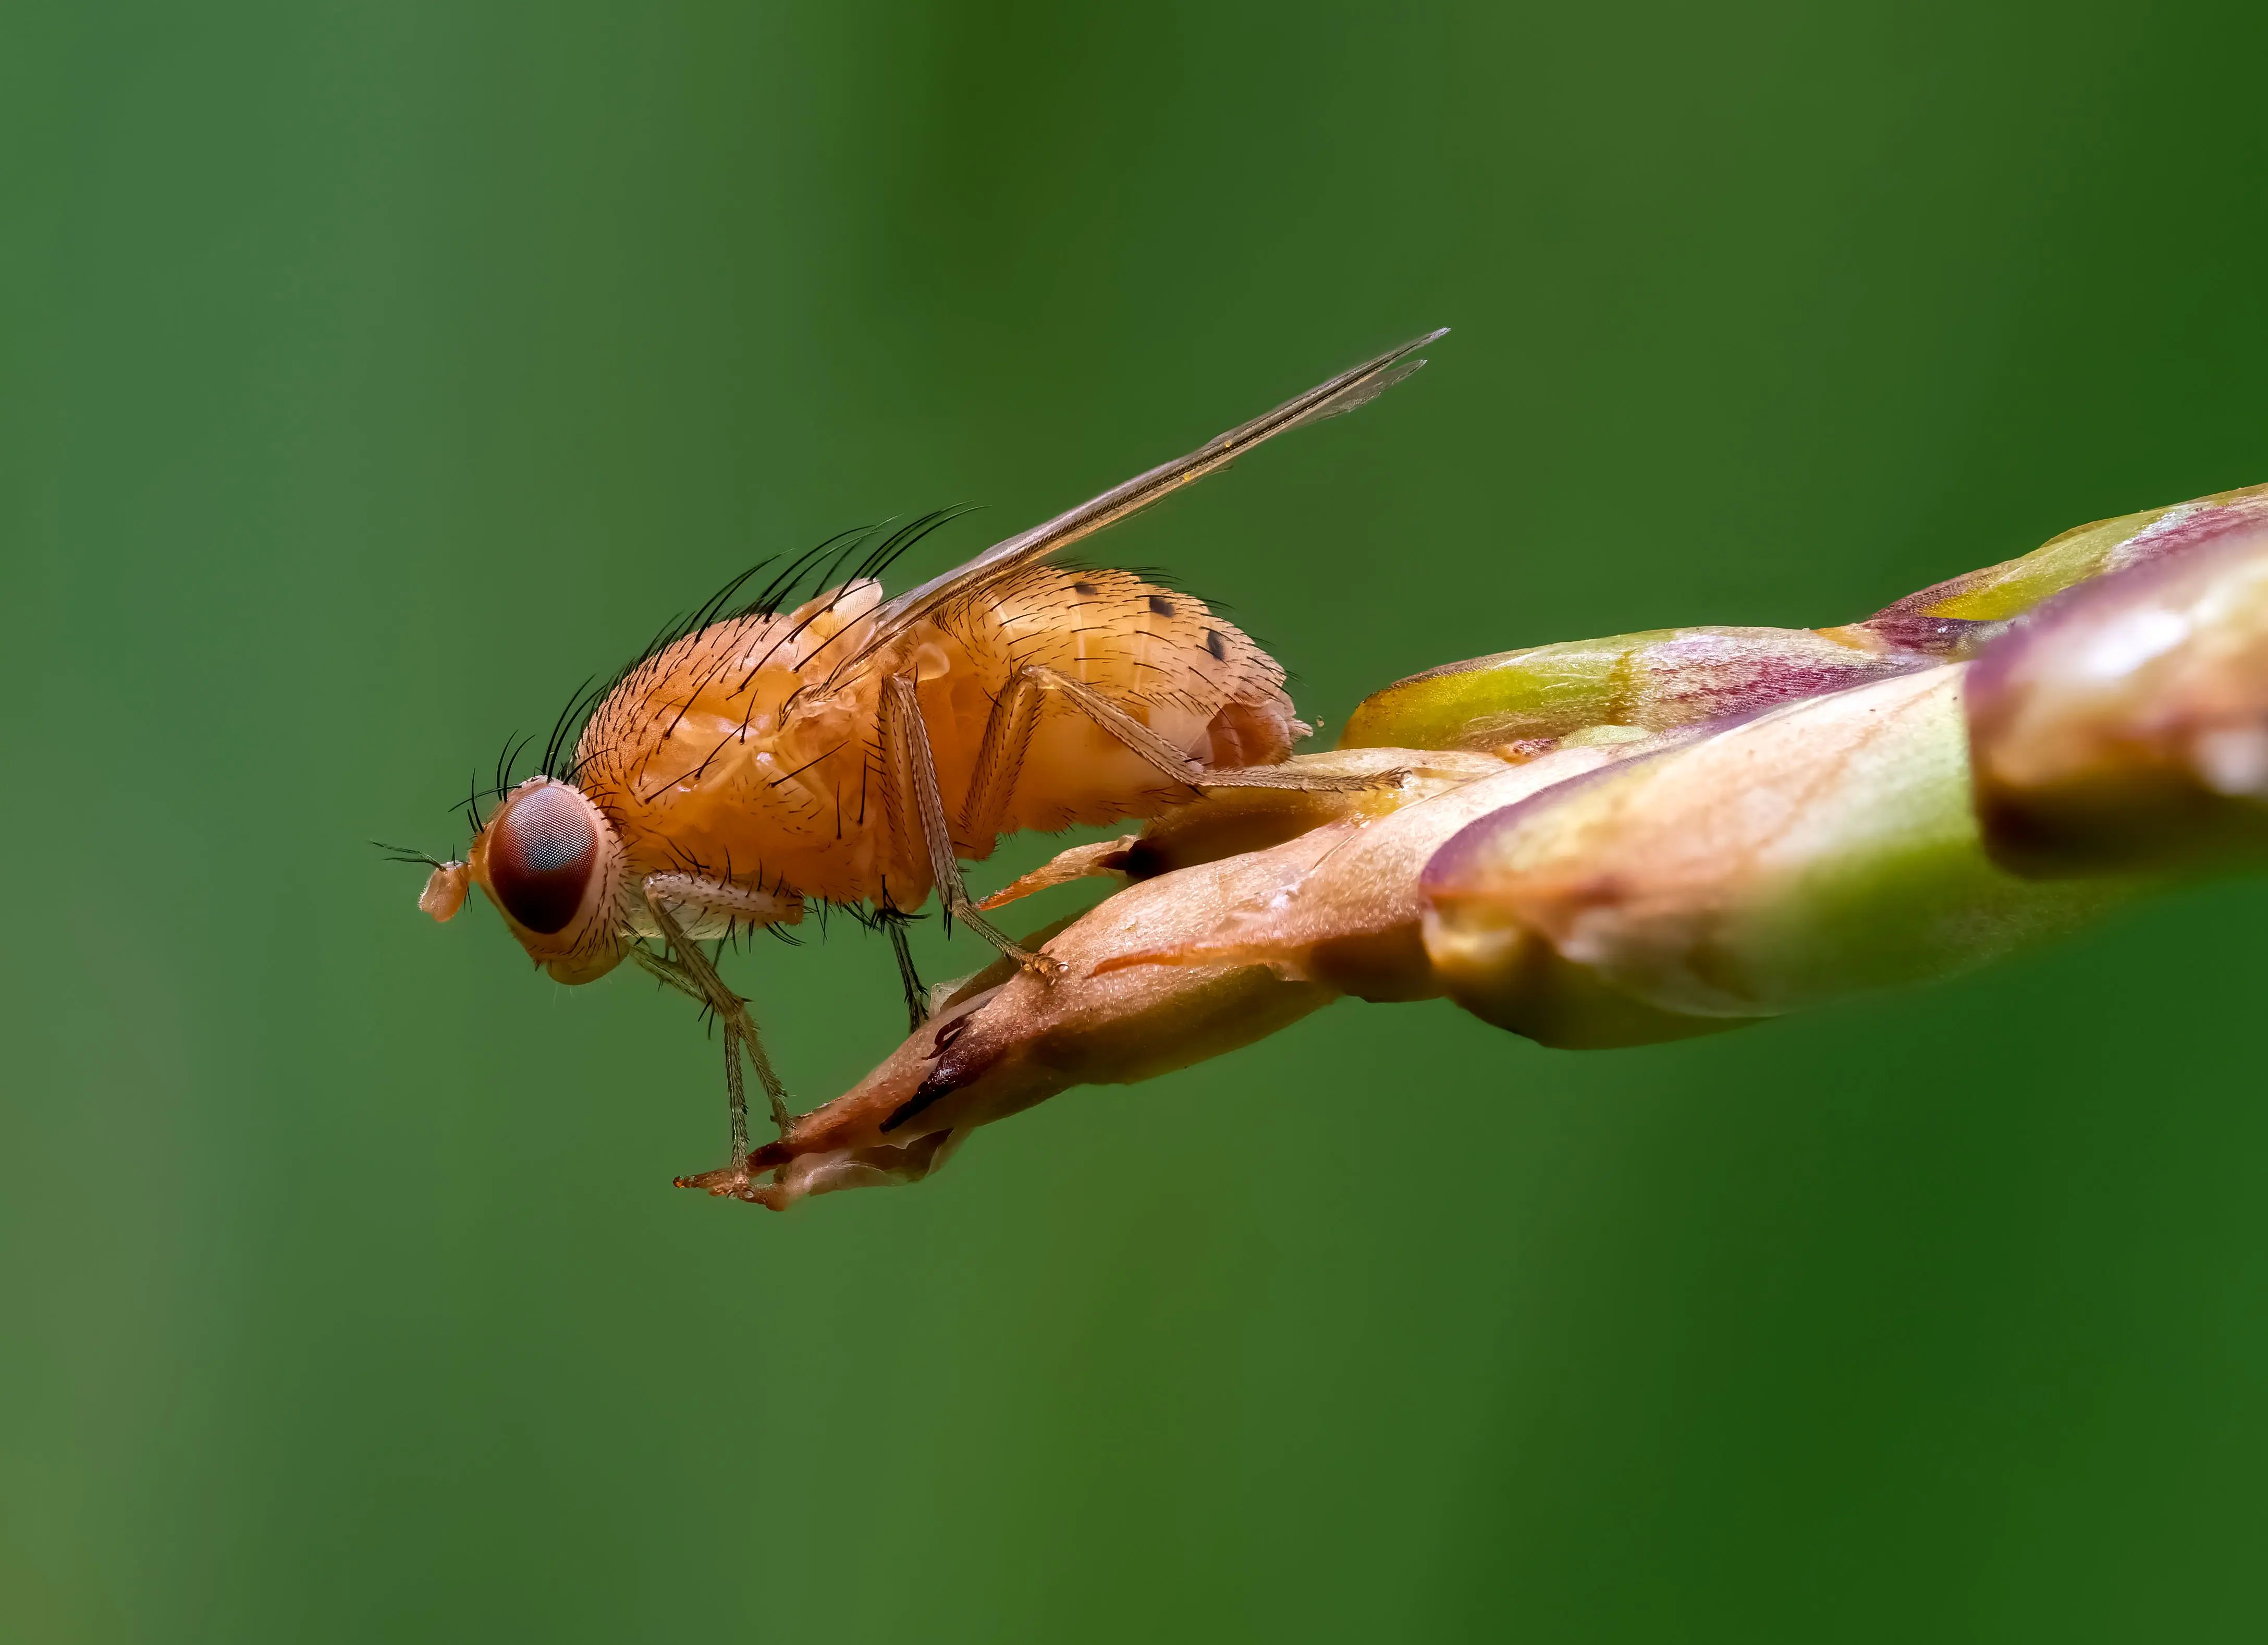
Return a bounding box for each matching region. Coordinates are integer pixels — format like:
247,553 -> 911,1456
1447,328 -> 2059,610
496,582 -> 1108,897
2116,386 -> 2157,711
1871,483 -> 2268,625
1968,509 -> 2268,875
1338,626 -> 1934,752
1421,667 -> 2124,1031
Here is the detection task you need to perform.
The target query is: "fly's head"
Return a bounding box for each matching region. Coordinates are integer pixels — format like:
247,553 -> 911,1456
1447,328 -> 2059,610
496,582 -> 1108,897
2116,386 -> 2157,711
425,776 -> 631,984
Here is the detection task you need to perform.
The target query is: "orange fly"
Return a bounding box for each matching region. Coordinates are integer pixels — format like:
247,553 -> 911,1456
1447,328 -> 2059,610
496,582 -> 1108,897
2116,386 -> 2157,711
396,331 -> 1445,1183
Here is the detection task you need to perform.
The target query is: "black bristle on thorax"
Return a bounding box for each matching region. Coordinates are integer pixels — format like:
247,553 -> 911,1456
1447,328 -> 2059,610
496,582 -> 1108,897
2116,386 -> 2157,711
526,510 -> 982,794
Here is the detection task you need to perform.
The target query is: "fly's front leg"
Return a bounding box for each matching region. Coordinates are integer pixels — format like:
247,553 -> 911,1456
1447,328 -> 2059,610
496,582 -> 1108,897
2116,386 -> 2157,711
721,1021 -> 750,1163
634,880 -> 800,1200
1022,665 -> 1398,794
630,943 -> 754,1164
635,894 -> 793,1135
881,676 -> 1063,977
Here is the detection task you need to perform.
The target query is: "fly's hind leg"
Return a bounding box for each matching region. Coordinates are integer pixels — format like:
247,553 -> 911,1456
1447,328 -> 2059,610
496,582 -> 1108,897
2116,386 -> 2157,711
881,676 -> 1063,977
959,668 -> 1046,847
1020,665 -> 1401,794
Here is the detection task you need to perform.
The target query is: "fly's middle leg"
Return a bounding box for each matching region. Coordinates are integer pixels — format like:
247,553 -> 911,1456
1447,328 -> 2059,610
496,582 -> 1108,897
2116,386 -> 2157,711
960,668 -> 1046,847
881,675 -> 1063,978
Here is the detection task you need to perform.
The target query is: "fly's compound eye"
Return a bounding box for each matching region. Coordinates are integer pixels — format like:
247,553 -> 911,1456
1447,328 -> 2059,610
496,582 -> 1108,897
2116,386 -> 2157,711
488,783 -> 602,934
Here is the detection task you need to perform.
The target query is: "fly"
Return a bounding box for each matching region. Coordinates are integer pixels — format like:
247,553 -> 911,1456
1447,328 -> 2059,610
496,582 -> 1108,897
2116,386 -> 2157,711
395,330 -> 1446,1186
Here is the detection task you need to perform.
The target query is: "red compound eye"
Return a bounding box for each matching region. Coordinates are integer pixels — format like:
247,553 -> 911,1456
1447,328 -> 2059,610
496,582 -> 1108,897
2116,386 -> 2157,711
488,783 -> 599,934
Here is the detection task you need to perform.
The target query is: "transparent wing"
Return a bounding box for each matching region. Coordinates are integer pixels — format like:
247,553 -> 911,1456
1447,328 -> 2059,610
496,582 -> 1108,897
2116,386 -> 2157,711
827,328 -> 1448,680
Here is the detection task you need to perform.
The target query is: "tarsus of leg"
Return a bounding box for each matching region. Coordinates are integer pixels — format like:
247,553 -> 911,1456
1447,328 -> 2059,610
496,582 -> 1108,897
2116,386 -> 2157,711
885,917 -> 929,1032
721,1024 -> 750,1163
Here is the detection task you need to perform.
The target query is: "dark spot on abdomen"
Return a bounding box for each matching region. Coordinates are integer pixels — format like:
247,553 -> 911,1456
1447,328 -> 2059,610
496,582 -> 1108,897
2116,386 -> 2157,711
1073,581 -> 1099,597
1203,628 -> 1228,661
1148,595 -> 1175,618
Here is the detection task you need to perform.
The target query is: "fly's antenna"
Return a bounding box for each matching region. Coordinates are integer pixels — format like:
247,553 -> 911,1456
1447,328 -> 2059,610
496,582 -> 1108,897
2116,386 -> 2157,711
371,840 -> 457,870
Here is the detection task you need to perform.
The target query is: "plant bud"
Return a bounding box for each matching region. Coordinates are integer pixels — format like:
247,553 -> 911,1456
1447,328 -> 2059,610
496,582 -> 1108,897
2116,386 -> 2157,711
1421,667 -> 2126,1025
1867,481 -> 2268,624
1968,510 -> 2268,875
1092,741 -> 1651,1001
1346,485 -> 2268,760
735,828 -> 1354,1207
1339,626 -> 1928,753
977,748 -> 1502,910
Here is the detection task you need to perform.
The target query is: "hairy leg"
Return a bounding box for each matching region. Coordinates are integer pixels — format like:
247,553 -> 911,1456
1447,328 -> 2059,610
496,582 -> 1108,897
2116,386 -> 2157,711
634,881 -> 795,1150
959,668 -> 1046,847
884,915 -> 929,1032
881,676 -> 1062,974
1023,664 -> 1394,794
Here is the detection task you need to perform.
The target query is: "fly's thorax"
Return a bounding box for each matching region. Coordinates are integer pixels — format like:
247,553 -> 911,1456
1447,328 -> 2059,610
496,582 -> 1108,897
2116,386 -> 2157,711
575,637 -> 929,908
568,580 -> 889,801
467,777 -> 630,983
773,578 -> 884,673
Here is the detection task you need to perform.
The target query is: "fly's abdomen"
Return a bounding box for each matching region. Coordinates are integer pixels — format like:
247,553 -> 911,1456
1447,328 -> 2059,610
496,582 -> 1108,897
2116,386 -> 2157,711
927,565 -> 1307,842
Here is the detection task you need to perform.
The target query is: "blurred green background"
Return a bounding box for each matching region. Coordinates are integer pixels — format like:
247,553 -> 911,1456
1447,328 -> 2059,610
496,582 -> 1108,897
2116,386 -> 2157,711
8,1 -> 2268,1639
